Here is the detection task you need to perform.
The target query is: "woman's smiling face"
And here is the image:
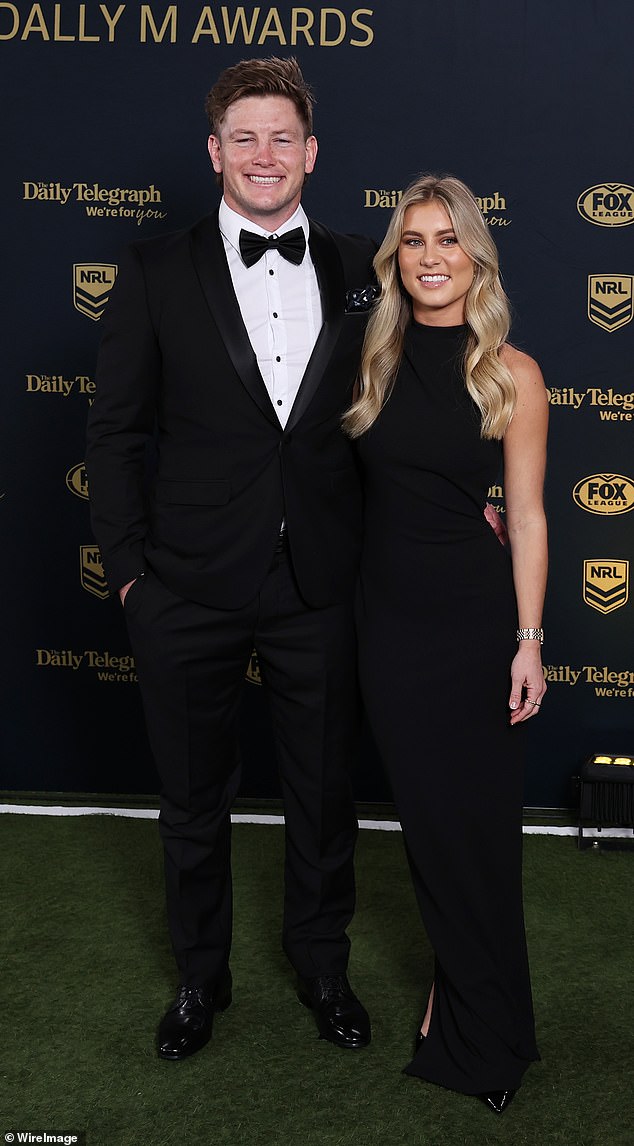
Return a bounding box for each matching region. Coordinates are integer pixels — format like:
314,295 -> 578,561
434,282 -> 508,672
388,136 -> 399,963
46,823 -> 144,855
398,200 -> 475,326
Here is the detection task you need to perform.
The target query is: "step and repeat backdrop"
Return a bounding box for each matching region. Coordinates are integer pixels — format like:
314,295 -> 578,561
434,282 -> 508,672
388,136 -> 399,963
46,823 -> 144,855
2,1 -> 633,806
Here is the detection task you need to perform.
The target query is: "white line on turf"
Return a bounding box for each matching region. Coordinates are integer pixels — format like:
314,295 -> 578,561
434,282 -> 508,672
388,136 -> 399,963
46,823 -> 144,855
0,804 -> 632,838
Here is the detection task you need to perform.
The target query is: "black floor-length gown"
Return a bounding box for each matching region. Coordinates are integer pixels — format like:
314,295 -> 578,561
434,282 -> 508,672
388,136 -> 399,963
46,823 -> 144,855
356,321 -> 539,1094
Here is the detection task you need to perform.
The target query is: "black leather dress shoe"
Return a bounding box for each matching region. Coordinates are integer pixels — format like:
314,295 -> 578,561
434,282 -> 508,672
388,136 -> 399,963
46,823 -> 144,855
414,1028 -> 425,1053
478,1089 -> 516,1114
157,973 -> 232,1060
297,974 -> 371,1049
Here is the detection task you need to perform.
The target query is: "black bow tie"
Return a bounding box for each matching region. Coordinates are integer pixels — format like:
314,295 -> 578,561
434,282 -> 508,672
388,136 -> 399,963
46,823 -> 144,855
239,227 -> 306,268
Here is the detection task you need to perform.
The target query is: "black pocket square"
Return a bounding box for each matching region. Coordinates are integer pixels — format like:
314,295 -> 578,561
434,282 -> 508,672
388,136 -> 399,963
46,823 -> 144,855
345,284 -> 380,313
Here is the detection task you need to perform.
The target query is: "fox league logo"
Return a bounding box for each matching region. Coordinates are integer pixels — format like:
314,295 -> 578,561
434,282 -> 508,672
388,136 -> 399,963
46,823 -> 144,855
66,462 -> 89,499
572,474 -> 634,516
577,183 -> 634,226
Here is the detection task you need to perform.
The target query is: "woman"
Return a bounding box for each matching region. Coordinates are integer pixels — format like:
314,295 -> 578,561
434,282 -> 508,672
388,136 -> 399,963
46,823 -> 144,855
345,175 -> 547,1113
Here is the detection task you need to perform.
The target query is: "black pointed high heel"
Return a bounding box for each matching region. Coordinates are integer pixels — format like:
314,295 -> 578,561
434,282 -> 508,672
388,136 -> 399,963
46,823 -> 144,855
477,1090 -> 516,1114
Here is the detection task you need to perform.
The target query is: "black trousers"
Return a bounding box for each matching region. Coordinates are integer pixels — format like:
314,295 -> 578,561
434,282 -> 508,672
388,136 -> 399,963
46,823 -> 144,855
123,545 -> 360,987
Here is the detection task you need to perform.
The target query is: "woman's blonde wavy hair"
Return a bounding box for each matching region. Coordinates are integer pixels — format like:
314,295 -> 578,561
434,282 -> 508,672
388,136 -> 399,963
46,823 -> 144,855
343,174 -> 516,440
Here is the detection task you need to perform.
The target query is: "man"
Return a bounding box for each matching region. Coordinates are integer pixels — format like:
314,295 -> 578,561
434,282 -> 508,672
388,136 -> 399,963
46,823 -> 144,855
86,56 -> 376,1061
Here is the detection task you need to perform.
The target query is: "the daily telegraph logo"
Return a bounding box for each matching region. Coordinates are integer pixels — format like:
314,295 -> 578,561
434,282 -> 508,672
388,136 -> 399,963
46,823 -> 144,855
583,560 -> 629,614
588,275 -> 633,332
73,264 -> 117,321
23,181 -> 167,225
25,374 -> 96,402
80,545 -> 108,599
486,483 -> 505,514
572,474 -> 634,516
35,648 -> 137,682
547,387 -> 634,423
577,184 -> 634,227
363,190 -> 510,227
66,462 -> 88,500
544,663 -> 634,697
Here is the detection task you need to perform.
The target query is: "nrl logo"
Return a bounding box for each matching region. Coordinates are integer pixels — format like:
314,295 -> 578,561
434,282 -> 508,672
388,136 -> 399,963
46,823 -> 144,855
73,263 -> 117,321
588,275 -> 633,332
80,544 -> 108,599
583,559 -> 629,614
245,649 -> 262,685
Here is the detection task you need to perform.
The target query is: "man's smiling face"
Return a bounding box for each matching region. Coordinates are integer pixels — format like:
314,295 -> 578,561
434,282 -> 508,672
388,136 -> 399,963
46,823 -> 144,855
208,94 -> 318,231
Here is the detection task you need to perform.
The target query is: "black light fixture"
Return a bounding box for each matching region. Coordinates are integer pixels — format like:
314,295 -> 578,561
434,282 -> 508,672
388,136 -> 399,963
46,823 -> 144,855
577,754 -> 634,849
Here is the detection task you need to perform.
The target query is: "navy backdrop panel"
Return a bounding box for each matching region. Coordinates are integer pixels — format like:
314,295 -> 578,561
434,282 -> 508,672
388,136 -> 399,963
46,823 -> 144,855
2,1 -> 633,805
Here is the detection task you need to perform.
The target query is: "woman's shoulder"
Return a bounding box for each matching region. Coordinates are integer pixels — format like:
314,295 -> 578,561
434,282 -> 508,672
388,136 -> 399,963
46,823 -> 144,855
499,343 -> 546,393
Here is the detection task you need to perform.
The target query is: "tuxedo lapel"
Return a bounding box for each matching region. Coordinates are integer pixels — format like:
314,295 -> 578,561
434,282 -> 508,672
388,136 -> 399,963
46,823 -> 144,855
189,211 -> 280,428
285,220 -> 344,432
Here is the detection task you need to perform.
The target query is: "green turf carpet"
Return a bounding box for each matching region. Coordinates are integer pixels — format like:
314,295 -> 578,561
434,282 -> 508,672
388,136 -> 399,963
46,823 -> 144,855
0,815 -> 632,1146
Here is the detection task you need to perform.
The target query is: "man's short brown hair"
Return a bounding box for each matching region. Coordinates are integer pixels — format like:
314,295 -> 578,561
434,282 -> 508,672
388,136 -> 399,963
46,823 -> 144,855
205,56 -> 315,138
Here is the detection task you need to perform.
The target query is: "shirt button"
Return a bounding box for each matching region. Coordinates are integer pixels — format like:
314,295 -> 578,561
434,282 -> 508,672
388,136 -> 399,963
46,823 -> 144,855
273,312 -> 278,318
277,400 -> 283,406
269,269 -> 274,276
275,356 -> 281,362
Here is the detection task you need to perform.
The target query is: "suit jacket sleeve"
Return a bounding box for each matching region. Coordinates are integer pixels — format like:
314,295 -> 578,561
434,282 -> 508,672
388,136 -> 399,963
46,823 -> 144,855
85,242 -> 160,593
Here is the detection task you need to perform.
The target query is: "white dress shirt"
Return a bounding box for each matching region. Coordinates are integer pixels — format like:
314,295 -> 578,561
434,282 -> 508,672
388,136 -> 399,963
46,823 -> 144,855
218,198 -> 322,428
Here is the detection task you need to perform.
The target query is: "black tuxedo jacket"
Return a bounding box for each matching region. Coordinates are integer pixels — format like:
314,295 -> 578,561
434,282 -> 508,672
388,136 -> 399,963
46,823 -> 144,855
86,210 -> 377,609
